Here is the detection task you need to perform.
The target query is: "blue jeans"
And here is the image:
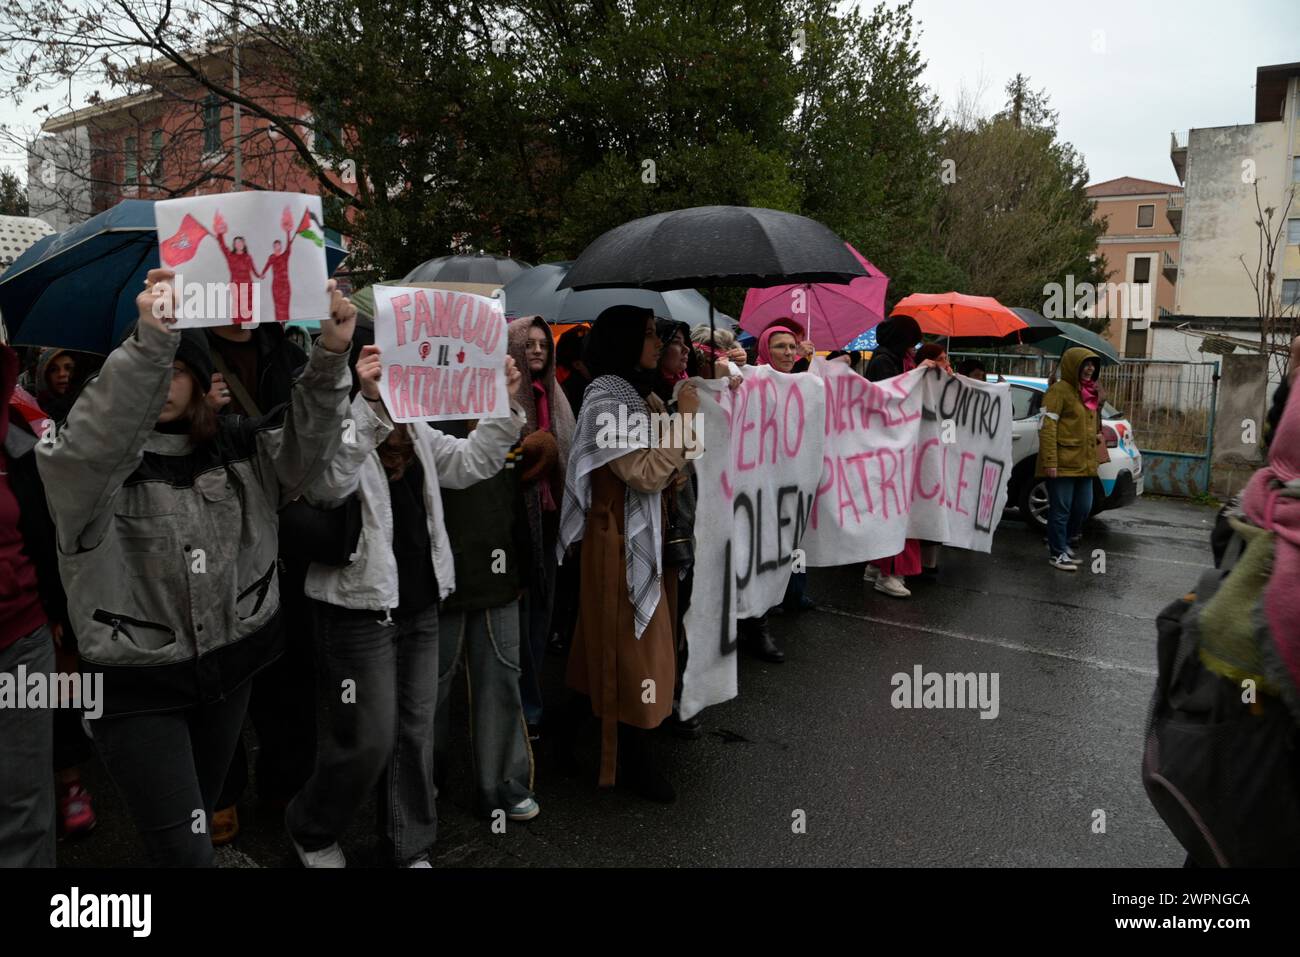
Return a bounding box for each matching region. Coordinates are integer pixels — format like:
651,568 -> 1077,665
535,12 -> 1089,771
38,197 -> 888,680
436,602 -> 534,817
1046,477 -> 1094,557
288,602 -> 439,867
0,625 -> 55,868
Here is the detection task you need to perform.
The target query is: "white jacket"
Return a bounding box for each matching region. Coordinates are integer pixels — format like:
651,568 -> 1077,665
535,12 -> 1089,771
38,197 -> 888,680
303,394 -> 526,614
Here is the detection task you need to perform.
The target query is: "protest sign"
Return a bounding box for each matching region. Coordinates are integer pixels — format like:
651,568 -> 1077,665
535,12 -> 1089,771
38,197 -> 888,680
154,192 -> 329,328
679,361 -> 1012,720
371,285 -> 509,423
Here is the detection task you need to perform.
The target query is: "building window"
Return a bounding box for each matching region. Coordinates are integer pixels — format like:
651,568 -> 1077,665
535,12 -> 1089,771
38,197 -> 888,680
124,136 -> 137,184
1136,204 -> 1154,228
1293,156 -> 1300,182
150,130 -> 164,183
1125,328 -> 1148,358
203,96 -> 222,155
1289,219 -> 1300,245
1132,256 -> 1152,283
1284,279 -> 1300,307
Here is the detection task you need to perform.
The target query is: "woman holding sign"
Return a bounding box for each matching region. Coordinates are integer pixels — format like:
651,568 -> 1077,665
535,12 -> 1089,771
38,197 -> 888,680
286,348 -> 527,868
556,305 -> 701,802
35,268 -> 360,867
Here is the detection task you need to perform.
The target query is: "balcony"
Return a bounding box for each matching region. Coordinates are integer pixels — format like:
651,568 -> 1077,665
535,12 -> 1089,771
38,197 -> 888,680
1162,250 -> 1179,281
1170,130 -> 1188,183
1166,191 -> 1183,233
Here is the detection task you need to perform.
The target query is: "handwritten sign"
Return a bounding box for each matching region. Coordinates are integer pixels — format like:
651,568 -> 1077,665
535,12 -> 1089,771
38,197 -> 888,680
155,191 -> 329,328
372,285 -> 509,423
679,361 -> 1012,720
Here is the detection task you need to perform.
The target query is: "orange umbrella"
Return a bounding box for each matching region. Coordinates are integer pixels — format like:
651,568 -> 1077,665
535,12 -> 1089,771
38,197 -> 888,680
890,292 -> 1026,339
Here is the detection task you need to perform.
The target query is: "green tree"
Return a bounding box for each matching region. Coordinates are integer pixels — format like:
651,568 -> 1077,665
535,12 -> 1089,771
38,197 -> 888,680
931,76 -> 1107,328
0,170 -> 28,216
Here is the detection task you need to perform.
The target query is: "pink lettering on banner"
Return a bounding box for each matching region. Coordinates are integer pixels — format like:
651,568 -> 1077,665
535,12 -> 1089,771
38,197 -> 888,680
783,387 -> 805,456
847,451 -> 875,517
812,456 -> 834,529
953,451 -> 975,516
412,290 -> 435,338
978,461 -> 999,529
758,379 -> 779,465
432,290 -> 453,337
391,294 -> 413,347
913,438 -> 942,501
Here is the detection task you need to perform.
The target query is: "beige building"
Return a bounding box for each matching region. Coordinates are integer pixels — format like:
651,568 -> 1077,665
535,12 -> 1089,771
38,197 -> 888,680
1085,177 -> 1183,358
1157,60 -> 1300,378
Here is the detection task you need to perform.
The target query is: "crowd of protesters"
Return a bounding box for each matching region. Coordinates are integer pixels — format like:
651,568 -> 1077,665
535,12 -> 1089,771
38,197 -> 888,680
2,266 -> 1297,869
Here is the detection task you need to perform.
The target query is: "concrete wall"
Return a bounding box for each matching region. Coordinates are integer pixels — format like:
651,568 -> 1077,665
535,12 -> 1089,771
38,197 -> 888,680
1211,352 -> 1268,497
26,127 -> 92,231
1176,122 -> 1292,319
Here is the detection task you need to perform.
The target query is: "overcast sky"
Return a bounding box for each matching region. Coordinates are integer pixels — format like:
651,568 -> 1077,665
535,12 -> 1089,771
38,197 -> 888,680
2,0 -> 1298,188
894,0 -> 1300,185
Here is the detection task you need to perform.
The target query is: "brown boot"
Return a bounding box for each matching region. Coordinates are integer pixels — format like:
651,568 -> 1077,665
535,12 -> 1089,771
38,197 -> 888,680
211,805 -> 239,846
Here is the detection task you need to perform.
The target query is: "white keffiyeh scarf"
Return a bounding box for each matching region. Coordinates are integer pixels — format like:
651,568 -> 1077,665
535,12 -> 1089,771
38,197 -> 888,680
556,374 -> 663,638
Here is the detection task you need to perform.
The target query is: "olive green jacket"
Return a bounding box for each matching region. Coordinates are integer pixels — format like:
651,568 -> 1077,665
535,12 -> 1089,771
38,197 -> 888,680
1036,347 -> 1103,478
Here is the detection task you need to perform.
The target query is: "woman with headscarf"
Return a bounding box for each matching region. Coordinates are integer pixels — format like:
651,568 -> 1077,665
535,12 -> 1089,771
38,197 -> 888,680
556,305 -> 701,801
755,321 -> 815,375
507,317 -> 576,737
863,316 -> 925,598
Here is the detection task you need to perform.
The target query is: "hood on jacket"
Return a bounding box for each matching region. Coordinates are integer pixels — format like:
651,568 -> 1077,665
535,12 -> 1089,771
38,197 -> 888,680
1058,346 -> 1100,390
35,348 -> 71,390
874,316 -> 921,359
756,323 -> 802,367
508,316 -> 557,430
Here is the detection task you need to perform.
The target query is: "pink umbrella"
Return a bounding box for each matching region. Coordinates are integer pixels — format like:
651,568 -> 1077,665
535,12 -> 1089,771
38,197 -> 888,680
739,244 -> 889,348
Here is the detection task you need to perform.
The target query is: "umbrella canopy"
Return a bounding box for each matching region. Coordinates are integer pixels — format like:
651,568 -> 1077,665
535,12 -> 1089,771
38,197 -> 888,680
946,307 -> 1062,349
402,254 -> 530,288
890,292 -> 1026,339
843,326 -> 878,351
1037,319 -> 1120,365
559,206 -> 867,292
0,215 -> 55,273
502,261 -> 736,329
0,199 -> 348,354
739,243 -> 887,349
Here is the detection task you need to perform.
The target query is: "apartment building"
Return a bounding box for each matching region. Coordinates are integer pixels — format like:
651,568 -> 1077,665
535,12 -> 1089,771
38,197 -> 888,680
1085,176 -> 1182,358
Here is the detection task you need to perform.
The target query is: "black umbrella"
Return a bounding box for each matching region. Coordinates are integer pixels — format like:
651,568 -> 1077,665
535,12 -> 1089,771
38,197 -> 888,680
403,253 -> 531,286
560,206 -> 865,375
503,261 -> 737,329
559,206 -> 867,292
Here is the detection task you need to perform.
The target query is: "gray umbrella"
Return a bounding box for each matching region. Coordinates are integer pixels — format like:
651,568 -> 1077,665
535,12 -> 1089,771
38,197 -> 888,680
502,261 -> 736,328
403,253 -> 531,285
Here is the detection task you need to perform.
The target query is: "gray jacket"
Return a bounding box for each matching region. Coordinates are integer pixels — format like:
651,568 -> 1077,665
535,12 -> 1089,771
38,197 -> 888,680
36,320 -> 351,717
303,395 -> 525,614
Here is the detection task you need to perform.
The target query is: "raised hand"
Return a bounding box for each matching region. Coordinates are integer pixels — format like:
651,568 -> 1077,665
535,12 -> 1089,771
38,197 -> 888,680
504,355 -> 522,394
138,268 -> 180,332
318,279 -> 358,354
357,345 -> 383,400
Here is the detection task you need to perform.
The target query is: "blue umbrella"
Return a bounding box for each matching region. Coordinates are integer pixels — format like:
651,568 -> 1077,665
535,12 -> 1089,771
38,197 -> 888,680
843,326 -> 877,351
0,199 -> 348,354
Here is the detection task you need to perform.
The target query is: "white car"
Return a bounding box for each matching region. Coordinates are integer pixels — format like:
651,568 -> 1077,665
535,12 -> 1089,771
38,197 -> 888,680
997,375 -> 1144,529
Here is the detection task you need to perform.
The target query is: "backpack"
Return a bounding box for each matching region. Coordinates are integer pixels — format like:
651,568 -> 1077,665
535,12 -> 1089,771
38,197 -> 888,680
1142,533 -> 1300,866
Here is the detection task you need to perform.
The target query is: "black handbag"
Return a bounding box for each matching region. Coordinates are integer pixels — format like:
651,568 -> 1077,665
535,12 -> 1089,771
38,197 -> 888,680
279,496 -> 364,567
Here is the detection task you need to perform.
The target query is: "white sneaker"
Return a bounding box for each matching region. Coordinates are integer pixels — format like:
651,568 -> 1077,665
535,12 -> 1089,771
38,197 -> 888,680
874,575 -> 911,598
863,564 -> 881,583
508,797 -> 540,822
290,835 -> 346,868
408,859 -> 433,868
1049,553 -> 1078,572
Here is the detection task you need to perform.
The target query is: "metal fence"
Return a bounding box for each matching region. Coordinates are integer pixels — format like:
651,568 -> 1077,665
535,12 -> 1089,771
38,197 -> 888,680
950,352 -> 1220,494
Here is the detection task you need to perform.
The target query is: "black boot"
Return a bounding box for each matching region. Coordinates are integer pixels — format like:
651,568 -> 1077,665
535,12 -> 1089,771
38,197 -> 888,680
739,615 -> 785,663
617,724 -> 676,803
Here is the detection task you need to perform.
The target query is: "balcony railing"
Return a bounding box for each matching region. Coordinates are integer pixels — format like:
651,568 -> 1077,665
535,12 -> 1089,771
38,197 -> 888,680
1166,192 -> 1183,210
1162,251 -> 1179,281
1171,130 -> 1189,151
1170,131 -> 1189,184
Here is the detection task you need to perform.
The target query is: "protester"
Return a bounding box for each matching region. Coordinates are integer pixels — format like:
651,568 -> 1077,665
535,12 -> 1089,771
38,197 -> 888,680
556,326 -> 592,416
956,357 -> 988,381
556,305 -> 700,801
507,316 -> 575,739
863,316 -> 925,597
34,269 -> 358,867
825,349 -> 861,372
0,344 -> 66,866
286,348 -> 526,868
205,318 -> 318,844
755,322 -> 815,375
690,324 -> 748,379
916,342 -> 952,374
435,423 -> 538,820
34,348 -> 78,423
1037,347 -> 1105,571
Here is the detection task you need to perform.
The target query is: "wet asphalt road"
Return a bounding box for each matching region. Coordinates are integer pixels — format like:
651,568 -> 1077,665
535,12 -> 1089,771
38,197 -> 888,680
57,496 -> 1210,868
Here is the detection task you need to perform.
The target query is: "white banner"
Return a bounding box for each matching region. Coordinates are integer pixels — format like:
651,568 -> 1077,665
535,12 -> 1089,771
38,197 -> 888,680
679,361 -> 1012,720
372,285 -> 509,423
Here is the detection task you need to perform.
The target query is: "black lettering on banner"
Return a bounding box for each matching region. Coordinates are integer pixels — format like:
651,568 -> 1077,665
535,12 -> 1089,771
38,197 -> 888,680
776,485 -> 796,567
721,540 -> 737,656
938,376 -> 1002,440
733,492 -> 755,589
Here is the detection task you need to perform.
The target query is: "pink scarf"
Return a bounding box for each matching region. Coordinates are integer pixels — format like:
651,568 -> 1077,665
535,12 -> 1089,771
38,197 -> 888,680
1080,379 -> 1100,411
531,377 -> 557,511
757,325 -> 799,367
